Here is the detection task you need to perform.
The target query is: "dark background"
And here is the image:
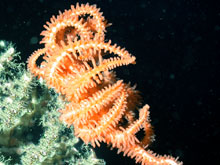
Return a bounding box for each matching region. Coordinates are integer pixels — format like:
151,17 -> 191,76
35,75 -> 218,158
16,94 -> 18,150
0,0 -> 219,164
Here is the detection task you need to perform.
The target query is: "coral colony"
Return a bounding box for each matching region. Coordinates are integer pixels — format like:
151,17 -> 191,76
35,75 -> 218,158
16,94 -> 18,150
0,40 -> 105,164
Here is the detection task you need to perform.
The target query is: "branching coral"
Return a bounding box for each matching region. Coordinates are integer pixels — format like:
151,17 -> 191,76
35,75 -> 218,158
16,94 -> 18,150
0,40 -> 105,165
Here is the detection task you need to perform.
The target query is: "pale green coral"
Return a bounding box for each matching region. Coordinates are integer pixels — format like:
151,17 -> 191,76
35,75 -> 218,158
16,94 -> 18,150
0,40 -> 105,165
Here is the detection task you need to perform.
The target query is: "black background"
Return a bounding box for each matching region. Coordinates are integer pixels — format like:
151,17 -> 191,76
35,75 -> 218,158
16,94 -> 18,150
0,0 -> 219,164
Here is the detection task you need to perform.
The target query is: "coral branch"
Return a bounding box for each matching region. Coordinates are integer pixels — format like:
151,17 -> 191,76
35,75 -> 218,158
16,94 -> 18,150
0,40 -> 105,164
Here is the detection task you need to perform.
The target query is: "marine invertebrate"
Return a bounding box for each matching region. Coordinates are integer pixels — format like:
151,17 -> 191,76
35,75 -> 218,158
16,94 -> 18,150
27,3 -> 181,165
